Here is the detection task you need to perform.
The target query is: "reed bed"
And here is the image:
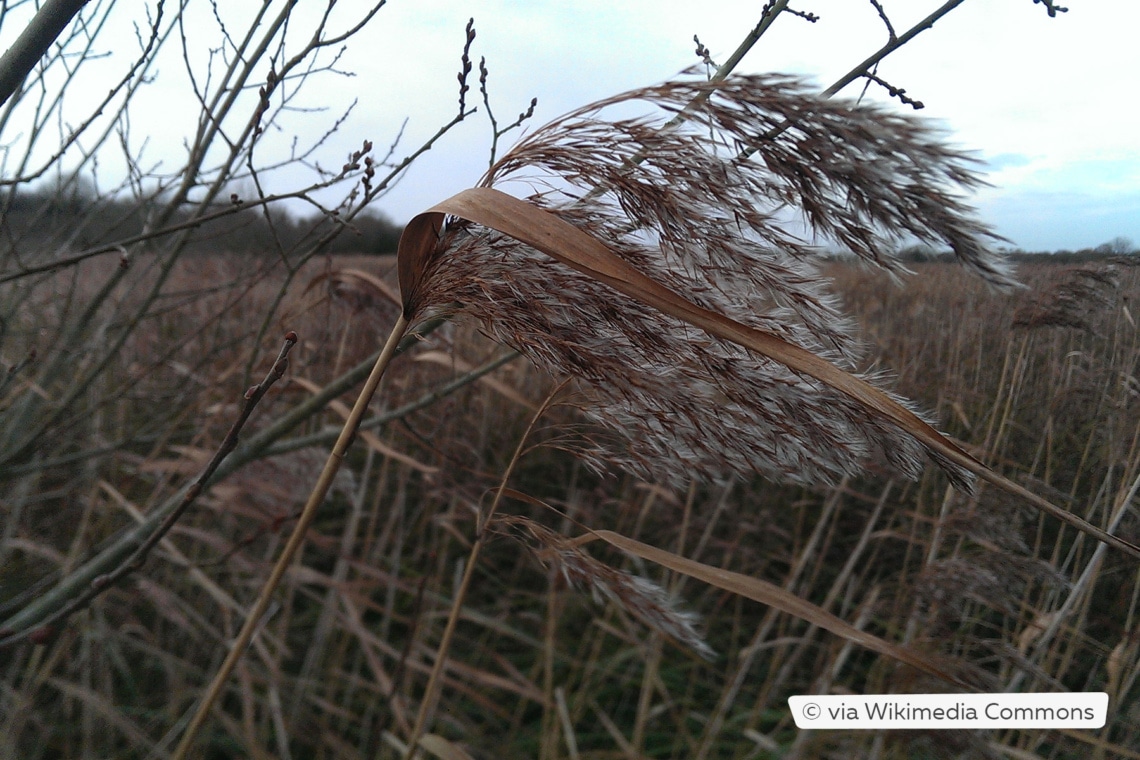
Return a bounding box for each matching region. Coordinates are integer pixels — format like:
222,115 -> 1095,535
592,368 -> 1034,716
7,3 -> 1127,756
2,248 -> 1138,758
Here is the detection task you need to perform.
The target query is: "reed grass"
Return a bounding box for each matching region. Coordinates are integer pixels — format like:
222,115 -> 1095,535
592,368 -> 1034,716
5,58 -> 1139,760
3,255 -> 1137,758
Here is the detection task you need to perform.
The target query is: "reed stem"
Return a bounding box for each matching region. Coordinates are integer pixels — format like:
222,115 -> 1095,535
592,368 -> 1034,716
172,313 -> 410,759
402,379 -> 568,759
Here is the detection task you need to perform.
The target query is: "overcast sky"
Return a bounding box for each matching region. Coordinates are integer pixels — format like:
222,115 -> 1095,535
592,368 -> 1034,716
6,1 -> 1138,251
343,0 -> 1140,252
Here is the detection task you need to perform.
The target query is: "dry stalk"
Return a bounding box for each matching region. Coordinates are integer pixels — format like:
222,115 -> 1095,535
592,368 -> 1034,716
402,379 -> 571,759
170,314 -> 409,760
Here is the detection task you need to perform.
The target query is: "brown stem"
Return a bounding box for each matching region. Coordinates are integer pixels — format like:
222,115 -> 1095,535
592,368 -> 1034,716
402,379 -> 570,759
171,314 -> 409,759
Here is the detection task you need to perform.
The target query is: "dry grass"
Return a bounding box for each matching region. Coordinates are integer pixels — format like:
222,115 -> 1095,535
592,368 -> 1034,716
2,249 -> 1138,758
412,75 -> 1016,495
5,71 -> 1140,760
9,2 -> 1129,753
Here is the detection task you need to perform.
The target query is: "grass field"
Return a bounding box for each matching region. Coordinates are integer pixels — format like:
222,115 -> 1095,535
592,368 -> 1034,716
2,252 -> 1139,759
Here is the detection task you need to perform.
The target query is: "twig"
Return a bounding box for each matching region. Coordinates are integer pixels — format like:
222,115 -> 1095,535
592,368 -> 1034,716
739,0 -> 968,154
479,55 -> 538,171
456,18 -> 476,115
819,0 -> 967,99
1032,0 -> 1068,18
862,71 -> 924,109
784,7 -> 819,23
0,332 -> 298,650
867,0 -> 897,41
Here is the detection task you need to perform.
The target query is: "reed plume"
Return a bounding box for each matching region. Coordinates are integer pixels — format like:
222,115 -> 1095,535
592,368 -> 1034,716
494,514 -> 715,659
1013,263 -> 1119,332
407,73 -> 1015,489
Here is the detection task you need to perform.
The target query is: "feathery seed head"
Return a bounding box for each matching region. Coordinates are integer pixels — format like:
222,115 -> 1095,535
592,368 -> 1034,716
405,74 -> 1013,489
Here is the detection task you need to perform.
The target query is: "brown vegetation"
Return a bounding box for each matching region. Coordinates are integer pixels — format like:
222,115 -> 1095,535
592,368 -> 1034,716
3,3 -> 1137,758
2,252 -> 1138,758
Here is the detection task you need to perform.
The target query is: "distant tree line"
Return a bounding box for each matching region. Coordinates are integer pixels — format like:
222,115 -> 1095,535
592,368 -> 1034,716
888,238 -> 1138,266
8,181 -> 1131,266
0,180 -> 404,261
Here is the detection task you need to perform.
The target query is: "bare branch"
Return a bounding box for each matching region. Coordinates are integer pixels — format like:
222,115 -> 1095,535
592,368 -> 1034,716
0,332 -> 299,650
0,0 -> 92,108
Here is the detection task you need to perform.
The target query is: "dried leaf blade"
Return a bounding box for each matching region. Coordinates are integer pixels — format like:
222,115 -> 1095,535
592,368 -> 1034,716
578,529 -> 970,688
395,187 -> 1140,560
